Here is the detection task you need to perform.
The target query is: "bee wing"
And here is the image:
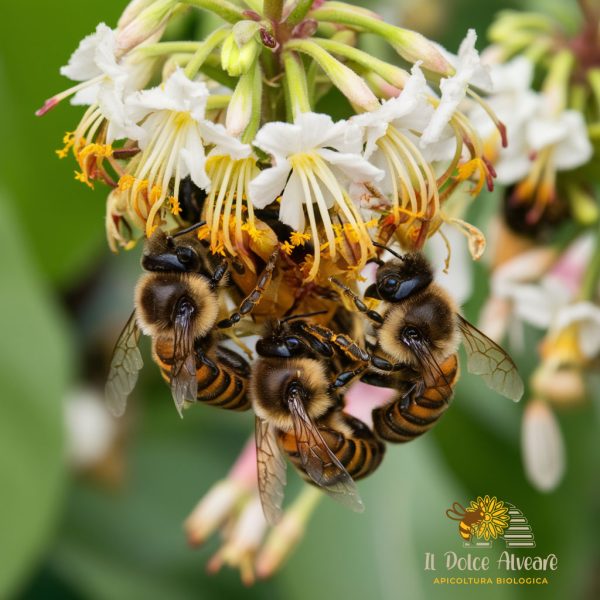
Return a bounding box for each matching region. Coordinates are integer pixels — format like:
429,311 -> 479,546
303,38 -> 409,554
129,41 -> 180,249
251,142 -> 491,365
457,314 -> 524,402
105,310 -> 143,417
288,392 -> 364,514
170,303 -> 198,416
255,417 -> 287,526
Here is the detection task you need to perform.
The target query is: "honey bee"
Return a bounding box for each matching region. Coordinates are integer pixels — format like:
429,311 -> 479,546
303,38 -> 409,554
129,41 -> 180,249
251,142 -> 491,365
251,313 -> 385,524
446,502 -> 485,542
329,244 -> 524,443
105,225 -> 278,417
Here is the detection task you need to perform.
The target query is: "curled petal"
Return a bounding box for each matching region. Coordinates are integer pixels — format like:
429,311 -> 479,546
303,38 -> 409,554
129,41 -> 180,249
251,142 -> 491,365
248,160 -> 291,209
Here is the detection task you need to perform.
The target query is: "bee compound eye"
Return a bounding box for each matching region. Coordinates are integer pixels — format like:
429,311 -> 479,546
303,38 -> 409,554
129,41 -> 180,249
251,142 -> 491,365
285,337 -> 302,353
176,246 -> 196,265
403,326 -> 421,340
381,276 -> 399,292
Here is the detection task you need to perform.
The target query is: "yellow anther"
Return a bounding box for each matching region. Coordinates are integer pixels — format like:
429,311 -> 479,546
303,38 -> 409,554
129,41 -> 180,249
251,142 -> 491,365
281,241 -> 294,255
168,196 -> 182,216
290,231 -> 311,246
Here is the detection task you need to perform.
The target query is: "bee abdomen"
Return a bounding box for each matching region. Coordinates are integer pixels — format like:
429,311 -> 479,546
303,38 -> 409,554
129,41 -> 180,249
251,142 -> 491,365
459,522 -> 473,540
280,412 -> 385,483
373,354 -> 458,443
154,345 -> 250,411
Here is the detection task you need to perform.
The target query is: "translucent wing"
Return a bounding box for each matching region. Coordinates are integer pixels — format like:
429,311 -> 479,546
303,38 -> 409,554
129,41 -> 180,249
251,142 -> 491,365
105,310 -> 143,417
288,392 -> 364,513
458,314 -> 524,402
255,417 -> 287,526
170,302 -> 198,416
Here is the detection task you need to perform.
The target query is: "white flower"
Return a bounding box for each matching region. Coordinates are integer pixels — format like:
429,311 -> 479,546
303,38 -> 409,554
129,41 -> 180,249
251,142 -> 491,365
552,302 -> 600,360
121,68 -> 229,234
249,112 -> 383,279
200,128 -> 262,260
469,57 -> 540,182
522,399 -> 565,492
39,23 -> 146,142
421,29 -> 492,146
350,64 -> 441,222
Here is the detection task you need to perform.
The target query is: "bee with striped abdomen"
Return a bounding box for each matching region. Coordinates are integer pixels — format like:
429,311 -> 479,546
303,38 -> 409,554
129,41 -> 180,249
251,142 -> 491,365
446,502 -> 485,542
329,245 -> 524,443
105,225 -> 278,417
251,313 -> 385,524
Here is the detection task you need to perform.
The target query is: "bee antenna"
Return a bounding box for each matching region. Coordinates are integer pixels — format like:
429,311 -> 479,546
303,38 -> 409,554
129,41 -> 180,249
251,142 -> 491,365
171,221 -> 206,239
372,241 -> 405,261
281,309 -> 328,323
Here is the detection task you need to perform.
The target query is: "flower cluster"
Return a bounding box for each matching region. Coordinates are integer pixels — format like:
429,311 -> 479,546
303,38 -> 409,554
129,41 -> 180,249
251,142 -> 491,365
40,0 -> 513,584
39,0 -> 500,278
475,1 -> 600,492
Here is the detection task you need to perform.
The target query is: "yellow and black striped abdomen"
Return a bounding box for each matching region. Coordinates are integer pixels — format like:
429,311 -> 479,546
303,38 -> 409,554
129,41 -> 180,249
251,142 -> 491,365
154,340 -> 250,411
459,521 -> 473,540
372,353 -> 459,443
279,412 -> 385,483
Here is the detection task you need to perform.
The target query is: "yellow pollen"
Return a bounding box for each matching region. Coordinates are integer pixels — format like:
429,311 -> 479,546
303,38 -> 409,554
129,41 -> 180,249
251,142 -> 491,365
168,196 -> 182,216
197,224 -> 210,240
211,241 -> 226,256
74,170 -> 93,189
118,175 -> 135,191
290,231 -> 311,246
281,241 -> 294,255
78,143 -> 114,160
56,131 -> 76,159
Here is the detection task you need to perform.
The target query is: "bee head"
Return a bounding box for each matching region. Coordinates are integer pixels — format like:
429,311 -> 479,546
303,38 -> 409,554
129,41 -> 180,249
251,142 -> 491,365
142,227 -> 206,273
378,286 -> 459,368
365,253 -> 433,303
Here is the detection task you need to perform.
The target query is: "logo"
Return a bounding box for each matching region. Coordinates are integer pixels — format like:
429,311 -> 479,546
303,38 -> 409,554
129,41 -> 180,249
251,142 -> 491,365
445,495 -> 535,548
422,494 -> 557,587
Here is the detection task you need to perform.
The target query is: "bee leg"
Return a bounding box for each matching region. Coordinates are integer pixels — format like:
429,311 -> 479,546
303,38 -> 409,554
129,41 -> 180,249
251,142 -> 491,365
330,365 -> 368,390
328,277 -> 383,325
298,322 -> 370,363
210,261 -> 229,288
217,247 -> 279,329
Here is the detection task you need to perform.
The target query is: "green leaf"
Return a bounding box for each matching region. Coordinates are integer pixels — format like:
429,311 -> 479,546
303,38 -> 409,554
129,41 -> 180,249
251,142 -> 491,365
0,193 -> 69,597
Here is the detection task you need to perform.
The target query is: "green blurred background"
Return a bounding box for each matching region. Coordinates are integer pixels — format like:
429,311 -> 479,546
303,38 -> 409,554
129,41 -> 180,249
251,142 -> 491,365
1,0 -> 598,598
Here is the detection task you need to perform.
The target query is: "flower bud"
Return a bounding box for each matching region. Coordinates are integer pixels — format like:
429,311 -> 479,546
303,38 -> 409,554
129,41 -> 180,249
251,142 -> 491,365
521,399 -> 565,492
389,28 -> 454,76
221,30 -> 260,77
116,0 -> 177,55
185,479 -> 249,546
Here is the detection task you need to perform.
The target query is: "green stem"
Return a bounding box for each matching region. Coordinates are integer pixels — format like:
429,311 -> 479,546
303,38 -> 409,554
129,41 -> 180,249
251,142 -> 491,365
136,41 -> 202,57
311,38 -> 409,89
542,49 -> 575,114
311,3 -> 452,75
183,0 -> 244,23
264,0 -> 283,21
587,69 -> 600,116
207,95 -> 233,110
184,27 -> 230,79
283,51 -> 312,116
287,0 -> 315,25
580,226 -> 600,300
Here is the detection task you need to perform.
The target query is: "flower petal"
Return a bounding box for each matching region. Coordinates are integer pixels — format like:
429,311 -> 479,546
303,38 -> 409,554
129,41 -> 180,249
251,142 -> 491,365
201,121 -> 252,159
248,160 -> 291,209
278,169 -> 305,231
60,23 -> 115,81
